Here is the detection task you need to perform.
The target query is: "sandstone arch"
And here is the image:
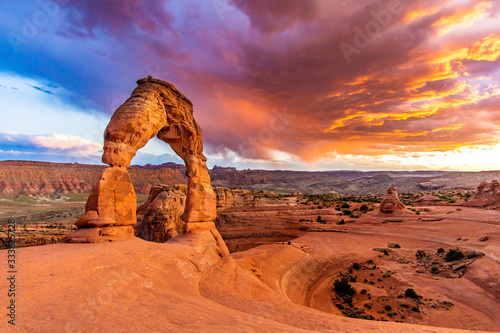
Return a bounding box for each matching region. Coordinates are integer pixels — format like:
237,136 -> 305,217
67,78 -> 228,255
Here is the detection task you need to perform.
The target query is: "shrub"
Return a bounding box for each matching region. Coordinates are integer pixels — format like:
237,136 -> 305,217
387,243 -> 401,249
437,248 -> 445,254
385,305 -> 392,311
337,219 -> 345,225
430,266 -> 440,275
360,204 -> 369,212
352,262 -> 362,270
342,209 -> 352,216
444,248 -> 464,262
316,216 -> 326,223
334,275 -> 357,297
342,307 -> 366,318
373,248 -> 392,256
405,288 -> 420,299
341,202 -> 351,209
411,307 -> 420,312
415,250 -> 426,259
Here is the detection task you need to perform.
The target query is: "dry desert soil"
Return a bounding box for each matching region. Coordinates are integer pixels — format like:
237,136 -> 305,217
1,204 -> 499,332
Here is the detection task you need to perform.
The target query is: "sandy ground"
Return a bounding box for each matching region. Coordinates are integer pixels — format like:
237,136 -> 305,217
0,206 -> 499,332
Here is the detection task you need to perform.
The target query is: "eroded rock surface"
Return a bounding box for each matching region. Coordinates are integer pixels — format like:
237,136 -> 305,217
67,78 -> 227,255
137,185 -> 186,243
380,186 -> 406,213
465,180 -> 500,209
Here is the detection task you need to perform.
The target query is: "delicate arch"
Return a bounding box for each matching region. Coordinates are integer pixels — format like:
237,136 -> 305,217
67,78 -> 220,245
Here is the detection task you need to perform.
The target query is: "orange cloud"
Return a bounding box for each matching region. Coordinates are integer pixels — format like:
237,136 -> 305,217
432,2 -> 492,36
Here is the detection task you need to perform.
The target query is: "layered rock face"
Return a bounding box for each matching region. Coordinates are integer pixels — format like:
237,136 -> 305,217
0,161 -> 186,196
67,78 -> 228,255
138,186 -> 304,251
379,186 -> 405,213
465,180 -> 500,209
137,185 -> 186,242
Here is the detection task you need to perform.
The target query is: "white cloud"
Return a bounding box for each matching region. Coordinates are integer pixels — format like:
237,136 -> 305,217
30,133 -> 103,157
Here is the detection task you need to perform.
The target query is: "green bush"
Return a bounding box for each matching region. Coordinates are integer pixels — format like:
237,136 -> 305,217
352,262 -> 362,270
342,209 -> 352,216
415,250 -> 426,259
316,216 -> 326,224
444,248 -> 464,262
360,204 -> 369,212
430,266 -> 439,275
341,202 -> 351,209
437,248 -> 445,254
334,275 -> 357,297
405,288 -> 420,299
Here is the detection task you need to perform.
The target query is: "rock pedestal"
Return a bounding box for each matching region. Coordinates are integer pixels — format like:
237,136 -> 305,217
66,77 -> 229,256
379,186 -> 405,213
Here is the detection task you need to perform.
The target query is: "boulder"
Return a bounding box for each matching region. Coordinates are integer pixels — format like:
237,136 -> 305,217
138,185 -> 186,243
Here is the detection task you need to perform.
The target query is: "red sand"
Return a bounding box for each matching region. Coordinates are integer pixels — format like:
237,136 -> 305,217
1,206 -> 499,332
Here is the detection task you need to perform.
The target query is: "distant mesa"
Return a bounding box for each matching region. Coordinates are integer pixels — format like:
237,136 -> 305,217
133,162 -> 186,171
379,186 -> 406,213
211,165 -> 237,172
465,180 -> 500,209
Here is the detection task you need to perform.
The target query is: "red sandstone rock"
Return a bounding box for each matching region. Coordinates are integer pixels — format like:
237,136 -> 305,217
465,180 -> 500,209
380,186 -> 406,213
68,78 -> 228,255
138,185 -> 186,242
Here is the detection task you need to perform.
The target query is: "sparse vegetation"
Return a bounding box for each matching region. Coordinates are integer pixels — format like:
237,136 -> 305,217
444,248 -> 465,262
405,288 -> 420,300
316,215 -> 326,224
334,275 -> 357,298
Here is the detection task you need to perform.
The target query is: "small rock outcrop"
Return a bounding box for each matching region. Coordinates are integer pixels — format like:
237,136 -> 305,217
380,186 -> 405,213
465,180 -> 500,209
66,78 -> 229,256
137,185 -> 186,243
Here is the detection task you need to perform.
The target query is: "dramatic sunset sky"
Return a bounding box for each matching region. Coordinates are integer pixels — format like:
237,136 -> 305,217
1,0 -> 499,170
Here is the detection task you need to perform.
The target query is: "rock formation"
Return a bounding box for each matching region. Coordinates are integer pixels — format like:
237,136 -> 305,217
137,185 -> 186,243
66,78 -> 229,256
0,161 -> 186,196
137,186 -> 304,251
465,180 -> 500,209
379,186 -> 406,213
